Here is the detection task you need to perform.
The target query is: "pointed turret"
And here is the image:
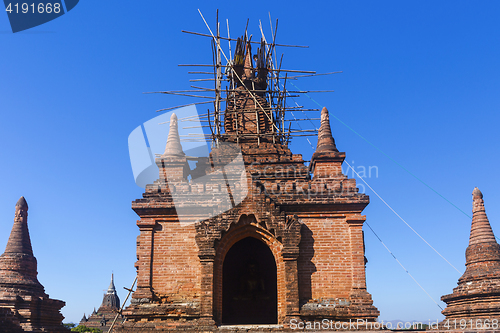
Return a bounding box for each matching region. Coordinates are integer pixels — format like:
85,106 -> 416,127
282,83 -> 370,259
310,107 -> 344,179
162,113 -> 185,157
459,187 -> 500,277
441,188 -> 500,321
4,196 -> 33,255
0,196 -> 43,292
157,112 -> 189,183
99,274 -> 120,310
108,273 -> 116,294
242,41 -> 253,81
469,187 -> 496,245
315,107 -> 338,153
16,196 -> 28,209
0,197 -> 67,332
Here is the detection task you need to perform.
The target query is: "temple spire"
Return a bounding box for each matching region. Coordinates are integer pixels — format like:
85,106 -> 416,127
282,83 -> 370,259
0,197 -> 67,332
242,41 -> 253,81
441,188 -> 500,321
99,273 -> 120,309
315,107 -> 338,153
4,196 -> 33,256
162,113 -> 184,157
469,187 -> 496,245
108,273 -> 116,294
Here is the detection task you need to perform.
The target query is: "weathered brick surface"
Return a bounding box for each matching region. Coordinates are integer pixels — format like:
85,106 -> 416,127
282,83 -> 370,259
0,306 -> 24,332
151,222 -> 202,303
298,217 -> 353,301
116,43 -> 378,332
224,88 -> 272,143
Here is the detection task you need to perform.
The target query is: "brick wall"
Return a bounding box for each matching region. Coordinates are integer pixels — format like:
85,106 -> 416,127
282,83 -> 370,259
298,217 -> 352,302
151,222 -> 201,303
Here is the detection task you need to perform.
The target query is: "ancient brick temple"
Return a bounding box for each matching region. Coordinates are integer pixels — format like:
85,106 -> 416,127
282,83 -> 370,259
441,188 -> 500,320
0,197 -> 67,332
118,32 -> 378,332
80,274 -> 123,332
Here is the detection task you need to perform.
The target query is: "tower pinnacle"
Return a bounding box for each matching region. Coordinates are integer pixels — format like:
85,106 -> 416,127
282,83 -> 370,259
469,187 -> 496,245
108,273 -> 117,294
315,107 -> 338,153
16,196 -> 28,209
99,273 -> 120,309
0,197 -> 67,332
242,41 -> 253,81
441,188 -> 500,321
4,196 -> 34,257
162,113 -> 185,157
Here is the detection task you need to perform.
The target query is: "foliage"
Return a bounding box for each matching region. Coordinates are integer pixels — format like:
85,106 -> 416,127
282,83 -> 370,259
70,325 -> 103,333
63,323 -> 76,328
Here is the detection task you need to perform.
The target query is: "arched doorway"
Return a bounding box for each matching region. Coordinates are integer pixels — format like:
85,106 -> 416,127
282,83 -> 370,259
222,237 -> 278,324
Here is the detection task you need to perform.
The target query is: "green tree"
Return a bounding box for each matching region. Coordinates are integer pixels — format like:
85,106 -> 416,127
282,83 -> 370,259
70,325 -> 103,333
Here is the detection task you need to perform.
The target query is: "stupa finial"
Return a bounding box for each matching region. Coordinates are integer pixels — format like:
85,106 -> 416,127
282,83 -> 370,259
4,196 -> 33,256
162,113 -> 185,157
469,187 -> 496,246
315,107 -> 338,153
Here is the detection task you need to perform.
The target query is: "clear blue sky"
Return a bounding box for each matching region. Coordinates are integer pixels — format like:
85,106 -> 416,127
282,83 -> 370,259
1,0 -> 499,325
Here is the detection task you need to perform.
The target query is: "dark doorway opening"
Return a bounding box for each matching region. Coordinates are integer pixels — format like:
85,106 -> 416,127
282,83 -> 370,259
222,237 -> 278,324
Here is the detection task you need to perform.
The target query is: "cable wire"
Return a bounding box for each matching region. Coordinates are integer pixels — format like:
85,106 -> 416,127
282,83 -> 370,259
278,79 -> 456,309
280,80 -> 462,274
287,80 -> 473,220
364,221 -> 444,311
343,159 -> 462,275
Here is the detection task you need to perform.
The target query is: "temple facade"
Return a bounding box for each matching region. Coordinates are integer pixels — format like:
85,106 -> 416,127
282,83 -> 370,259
80,274 -> 123,332
0,197 -> 67,332
441,188 -> 500,321
117,34 -> 378,332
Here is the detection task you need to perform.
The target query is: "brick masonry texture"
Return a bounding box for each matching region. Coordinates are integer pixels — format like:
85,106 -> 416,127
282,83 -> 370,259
116,90 -> 379,332
115,36 -> 379,331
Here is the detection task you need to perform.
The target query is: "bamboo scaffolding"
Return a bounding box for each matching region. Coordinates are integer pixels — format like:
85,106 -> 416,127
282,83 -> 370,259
149,89 -> 332,94
285,71 -> 343,79
198,10 -> 282,139
156,100 -> 213,112
179,64 -> 315,74
145,90 -> 213,93
149,92 -> 216,99
151,11 -> 328,146
191,85 -> 216,91
181,30 -> 308,48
